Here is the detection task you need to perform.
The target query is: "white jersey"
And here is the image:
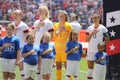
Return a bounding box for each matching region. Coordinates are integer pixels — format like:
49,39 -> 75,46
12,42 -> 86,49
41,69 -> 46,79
87,24 -> 108,53
13,21 -> 28,48
33,18 -> 53,45
70,21 -> 82,33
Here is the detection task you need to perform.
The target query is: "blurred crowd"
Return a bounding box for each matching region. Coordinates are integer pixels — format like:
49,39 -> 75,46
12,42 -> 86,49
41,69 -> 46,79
0,0 -> 103,29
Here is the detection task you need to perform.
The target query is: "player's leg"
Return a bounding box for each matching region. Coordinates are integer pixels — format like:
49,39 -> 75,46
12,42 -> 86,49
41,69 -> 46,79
9,59 -> 17,80
9,73 -> 16,80
1,58 -> 9,80
87,52 -> 95,80
66,60 -> 72,80
73,61 -> 80,80
94,64 -> 106,80
18,55 -> 24,80
55,52 -> 62,80
56,62 -> 62,80
73,76 -> 78,80
3,72 -> 9,80
87,60 -> 94,80
36,57 -> 42,80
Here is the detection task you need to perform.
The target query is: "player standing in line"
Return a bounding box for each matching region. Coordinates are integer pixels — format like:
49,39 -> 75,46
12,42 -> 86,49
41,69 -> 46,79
65,30 -> 83,80
12,9 -> 29,80
52,10 -> 73,80
86,13 -> 109,80
32,6 -> 54,80
21,33 -> 41,80
93,42 -> 108,80
70,13 -> 82,33
0,23 -> 20,80
40,32 -> 56,80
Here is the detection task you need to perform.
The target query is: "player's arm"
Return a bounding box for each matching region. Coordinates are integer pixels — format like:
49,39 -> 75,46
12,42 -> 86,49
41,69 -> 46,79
66,46 -> 80,55
41,48 -> 53,55
86,30 -> 99,42
16,50 -> 21,65
95,57 -> 105,63
22,50 -> 35,58
37,56 -> 41,72
0,43 -> 11,51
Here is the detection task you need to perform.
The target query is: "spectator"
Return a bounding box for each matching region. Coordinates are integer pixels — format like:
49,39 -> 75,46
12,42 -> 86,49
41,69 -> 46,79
70,13 -> 82,33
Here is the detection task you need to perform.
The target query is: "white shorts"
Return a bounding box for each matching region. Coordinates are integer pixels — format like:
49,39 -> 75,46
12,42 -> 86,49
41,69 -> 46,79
87,52 -> 96,61
41,58 -> 54,74
1,58 -> 16,73
66,60 -> 80,76
24,63 -> 37,79
93,64 -> 106,80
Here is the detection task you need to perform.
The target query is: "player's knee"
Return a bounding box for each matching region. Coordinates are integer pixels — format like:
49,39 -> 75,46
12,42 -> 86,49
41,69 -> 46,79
9,73 -> 16,79
56,62 -> 62,69
3,73 -> 9,79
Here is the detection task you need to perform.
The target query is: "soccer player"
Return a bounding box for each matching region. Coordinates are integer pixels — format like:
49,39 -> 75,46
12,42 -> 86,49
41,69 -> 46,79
40,32 -> 56,80
12,9 -> 29,80
94,42 -> 108,80
86,13 -> 109,80
32,6 -> 54,80
66,30 -> 83,80
22,33 -> 41,80
52,10 -> 73,80
0,23 -> 20,80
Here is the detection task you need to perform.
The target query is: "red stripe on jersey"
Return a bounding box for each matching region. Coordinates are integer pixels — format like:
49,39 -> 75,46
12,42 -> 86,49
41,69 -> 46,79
48,28 -> 54,32
23,29 -> 29,33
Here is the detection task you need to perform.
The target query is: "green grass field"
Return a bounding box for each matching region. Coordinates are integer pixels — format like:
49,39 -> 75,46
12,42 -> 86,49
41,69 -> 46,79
0,58 -> 88,80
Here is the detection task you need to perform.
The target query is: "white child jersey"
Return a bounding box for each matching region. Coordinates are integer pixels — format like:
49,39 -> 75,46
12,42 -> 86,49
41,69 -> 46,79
33,18 -> 53,45
70,21 -> 82,33
87,24 -> 108,53
12,21 -> 28,48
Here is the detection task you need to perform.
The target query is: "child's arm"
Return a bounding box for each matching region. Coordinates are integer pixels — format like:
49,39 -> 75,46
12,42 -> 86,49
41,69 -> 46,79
95,57 -> 105,63
41,48 -> 52,55
16,50 -> 21,65
66,46 -> 80,55
0,43 -> 11,51
22,50 -> 36,58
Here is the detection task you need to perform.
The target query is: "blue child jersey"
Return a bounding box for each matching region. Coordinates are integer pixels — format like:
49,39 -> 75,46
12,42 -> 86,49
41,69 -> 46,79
0,36 -> 20,59
40,42 -> 56,59
66,41 -> 83,60
22,44 -> 40,65
94,52 -> 108,65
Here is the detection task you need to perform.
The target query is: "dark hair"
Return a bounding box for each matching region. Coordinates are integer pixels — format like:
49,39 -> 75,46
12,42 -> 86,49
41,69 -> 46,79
26,33 -> 35,40
97,42 -> 105,49
40,32 -> 51,43
69,30 -> 78,41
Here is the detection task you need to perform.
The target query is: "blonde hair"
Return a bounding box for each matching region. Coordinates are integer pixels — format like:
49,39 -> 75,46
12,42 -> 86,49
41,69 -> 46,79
14,9 -> 23,16
58,10 -> 69,22
38,6 -> 49,18
40,32 -> 51,43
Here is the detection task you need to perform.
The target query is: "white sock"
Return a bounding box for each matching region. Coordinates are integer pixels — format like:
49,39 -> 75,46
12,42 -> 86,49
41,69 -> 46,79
10,79 -> 16,80
21,70 -> 24,80
74,77 -> 78,80
87,69 -> 93,79
37,72 -> 41,80
66,76 -> 70,80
